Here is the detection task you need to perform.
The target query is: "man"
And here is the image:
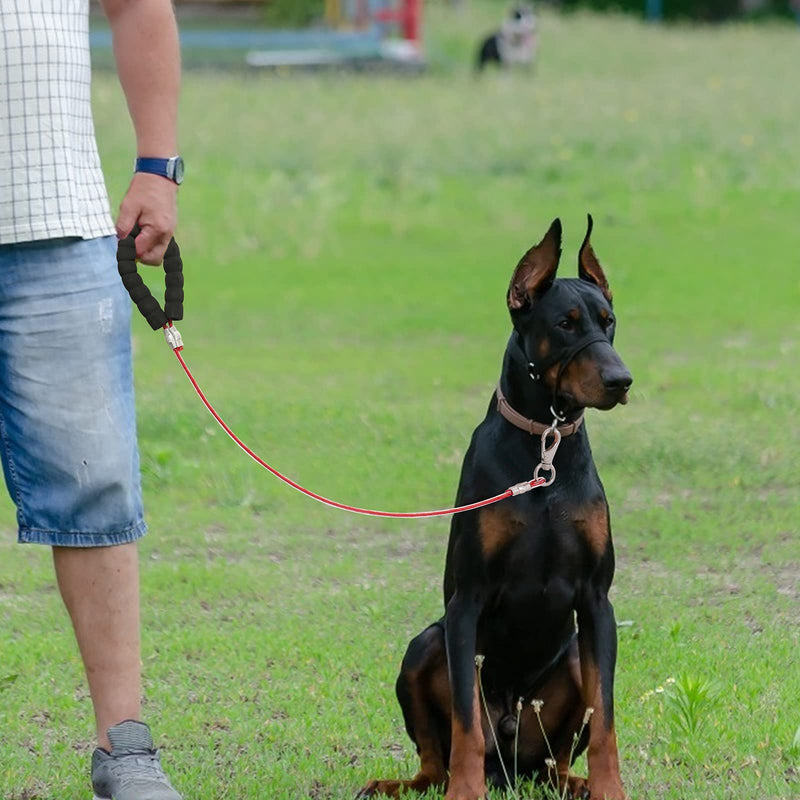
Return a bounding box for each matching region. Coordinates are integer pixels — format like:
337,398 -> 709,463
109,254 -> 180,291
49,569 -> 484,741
1,1 -> 183,798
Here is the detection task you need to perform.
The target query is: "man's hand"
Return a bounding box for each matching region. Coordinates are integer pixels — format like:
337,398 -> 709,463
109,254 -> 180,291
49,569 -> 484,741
115,172 -> 178,265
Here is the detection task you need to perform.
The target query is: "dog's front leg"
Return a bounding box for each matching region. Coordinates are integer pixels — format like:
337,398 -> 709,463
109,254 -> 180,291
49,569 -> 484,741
576,582 -> 627,800
444,590 -> 487,800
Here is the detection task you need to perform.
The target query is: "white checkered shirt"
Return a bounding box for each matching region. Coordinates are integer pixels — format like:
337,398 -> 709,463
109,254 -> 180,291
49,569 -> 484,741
1,0 -> 115,244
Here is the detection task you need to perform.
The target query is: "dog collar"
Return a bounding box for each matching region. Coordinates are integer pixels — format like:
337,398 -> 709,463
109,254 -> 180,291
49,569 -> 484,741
495,383 -> 584,437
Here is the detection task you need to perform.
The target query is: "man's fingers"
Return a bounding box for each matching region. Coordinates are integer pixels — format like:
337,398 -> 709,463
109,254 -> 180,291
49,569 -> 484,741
115,201 -> 138,241
137,246 -> 169,266
115,172 -> 177,262
135,227 -> 171,265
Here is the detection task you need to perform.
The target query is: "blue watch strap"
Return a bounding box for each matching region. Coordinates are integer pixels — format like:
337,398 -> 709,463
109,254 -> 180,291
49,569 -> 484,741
134,157 -> 170,178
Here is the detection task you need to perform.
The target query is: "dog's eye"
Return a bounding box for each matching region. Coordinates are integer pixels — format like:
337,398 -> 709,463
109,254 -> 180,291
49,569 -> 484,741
557,319 -> 574,331
602,316 -> 615,328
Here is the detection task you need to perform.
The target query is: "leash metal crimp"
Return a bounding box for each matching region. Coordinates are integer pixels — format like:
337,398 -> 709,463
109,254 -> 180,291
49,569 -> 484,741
163,322 -> 184,351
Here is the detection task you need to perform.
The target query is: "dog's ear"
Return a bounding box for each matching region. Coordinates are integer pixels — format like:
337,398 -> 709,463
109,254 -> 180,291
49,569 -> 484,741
578,214 -> 612,303
507,218 -> 562,311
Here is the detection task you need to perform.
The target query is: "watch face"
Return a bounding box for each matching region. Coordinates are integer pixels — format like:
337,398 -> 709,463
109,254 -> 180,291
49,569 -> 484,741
173,156 -> 185,185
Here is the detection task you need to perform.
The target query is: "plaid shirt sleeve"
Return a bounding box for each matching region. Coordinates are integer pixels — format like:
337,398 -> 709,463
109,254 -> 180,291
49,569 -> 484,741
0,0 -> 116,244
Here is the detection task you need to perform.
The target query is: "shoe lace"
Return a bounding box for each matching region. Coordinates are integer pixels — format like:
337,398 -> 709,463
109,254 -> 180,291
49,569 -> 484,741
108,750 -> 170,787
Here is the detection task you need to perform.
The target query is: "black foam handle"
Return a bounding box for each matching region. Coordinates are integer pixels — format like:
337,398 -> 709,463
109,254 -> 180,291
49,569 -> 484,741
116,225 -> 184,330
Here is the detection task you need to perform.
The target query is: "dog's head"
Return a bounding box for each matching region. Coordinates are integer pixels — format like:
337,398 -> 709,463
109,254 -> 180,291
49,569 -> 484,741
510,3 -> 536,23
506,216 -> 632,411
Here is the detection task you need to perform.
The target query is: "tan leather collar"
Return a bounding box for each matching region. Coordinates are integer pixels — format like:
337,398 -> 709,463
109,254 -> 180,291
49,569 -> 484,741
495,383 -> 585,437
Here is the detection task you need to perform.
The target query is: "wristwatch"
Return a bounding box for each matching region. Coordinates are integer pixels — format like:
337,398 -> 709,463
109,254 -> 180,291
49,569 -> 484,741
134,156 -> 185,185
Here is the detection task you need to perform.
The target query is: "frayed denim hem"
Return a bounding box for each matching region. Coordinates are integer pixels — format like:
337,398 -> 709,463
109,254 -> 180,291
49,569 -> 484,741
18,518 -> 148,547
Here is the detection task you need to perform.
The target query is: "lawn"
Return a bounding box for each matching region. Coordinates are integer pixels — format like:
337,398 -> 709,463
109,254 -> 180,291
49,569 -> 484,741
1,4 -> 799,799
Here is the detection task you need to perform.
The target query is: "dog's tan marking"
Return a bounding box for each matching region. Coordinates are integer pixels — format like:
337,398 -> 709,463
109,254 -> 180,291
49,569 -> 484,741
537,337 -> 551,359
573,501 -> 610,557
567,307 -> 581,321
556,358 -> 607,408
405,649 -> 449,790
580,659 -> 626,799
479,508 -> 525,558
447,676 -> 487,800
543,362 -> 560,392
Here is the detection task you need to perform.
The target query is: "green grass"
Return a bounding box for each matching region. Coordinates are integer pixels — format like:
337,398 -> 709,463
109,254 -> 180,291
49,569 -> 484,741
2,6 -> 799,799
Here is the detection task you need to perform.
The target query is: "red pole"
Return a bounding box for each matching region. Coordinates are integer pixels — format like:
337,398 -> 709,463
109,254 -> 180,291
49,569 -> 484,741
404,0 -> 420,44
372,0 -> 422,45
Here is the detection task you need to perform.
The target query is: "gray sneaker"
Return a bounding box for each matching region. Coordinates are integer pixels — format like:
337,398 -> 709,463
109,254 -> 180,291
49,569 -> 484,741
91,720 -> 182,800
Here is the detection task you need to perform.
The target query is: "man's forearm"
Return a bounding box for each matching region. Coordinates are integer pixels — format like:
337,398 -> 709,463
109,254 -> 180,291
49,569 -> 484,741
103,0 -> 180,156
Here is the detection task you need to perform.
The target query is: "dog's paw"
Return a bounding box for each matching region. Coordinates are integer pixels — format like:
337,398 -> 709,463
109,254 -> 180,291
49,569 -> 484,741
444,781 -> 488,800
550,773 -> 590,799
356,780 -> 406,799
565,775 -> 591,799
588,778 -> 627,800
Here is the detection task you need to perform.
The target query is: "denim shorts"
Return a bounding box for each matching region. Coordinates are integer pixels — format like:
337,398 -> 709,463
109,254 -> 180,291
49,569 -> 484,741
0,236 -> 146,546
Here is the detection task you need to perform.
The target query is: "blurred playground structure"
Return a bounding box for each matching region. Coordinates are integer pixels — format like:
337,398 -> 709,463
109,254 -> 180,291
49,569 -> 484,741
324,0 -> 421,46
247,0 -> 423,68
90,0 -> 424,71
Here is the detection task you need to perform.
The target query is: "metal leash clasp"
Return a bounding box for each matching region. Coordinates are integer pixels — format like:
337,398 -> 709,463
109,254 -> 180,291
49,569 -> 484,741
533,417 -> 562,487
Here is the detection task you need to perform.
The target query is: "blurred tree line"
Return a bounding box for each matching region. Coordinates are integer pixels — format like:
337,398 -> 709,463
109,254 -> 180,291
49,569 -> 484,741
257,0 -> 797,25
555,0 -> 796,21
263,0 -> 323,26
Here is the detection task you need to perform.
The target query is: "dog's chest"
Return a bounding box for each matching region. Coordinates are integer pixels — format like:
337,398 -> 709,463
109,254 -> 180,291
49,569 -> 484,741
477,502 -> 598,660
479,557 -> 577,671
479,495 -> 605,579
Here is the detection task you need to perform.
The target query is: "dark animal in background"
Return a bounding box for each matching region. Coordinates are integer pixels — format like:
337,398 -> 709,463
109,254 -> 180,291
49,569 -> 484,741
476,4 -> 538,72
359,216 -> 631,800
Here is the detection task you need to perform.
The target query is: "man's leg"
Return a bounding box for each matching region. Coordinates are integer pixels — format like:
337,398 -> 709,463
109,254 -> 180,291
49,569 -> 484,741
53,542 -> 141,751
0,237 -> 182,797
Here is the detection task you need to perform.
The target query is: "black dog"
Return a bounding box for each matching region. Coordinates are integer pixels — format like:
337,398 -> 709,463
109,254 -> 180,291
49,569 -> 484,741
359,217 -> 631,800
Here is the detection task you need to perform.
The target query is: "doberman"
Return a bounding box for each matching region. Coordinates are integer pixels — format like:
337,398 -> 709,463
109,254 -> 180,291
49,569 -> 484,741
358,217 -> 632,800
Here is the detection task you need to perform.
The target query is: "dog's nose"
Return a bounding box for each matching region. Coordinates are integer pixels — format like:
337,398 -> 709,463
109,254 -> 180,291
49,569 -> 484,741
602,371 -> 633,393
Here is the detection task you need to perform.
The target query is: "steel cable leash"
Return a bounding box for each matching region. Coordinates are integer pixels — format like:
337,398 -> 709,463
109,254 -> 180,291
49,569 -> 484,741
117,231 -> 556,518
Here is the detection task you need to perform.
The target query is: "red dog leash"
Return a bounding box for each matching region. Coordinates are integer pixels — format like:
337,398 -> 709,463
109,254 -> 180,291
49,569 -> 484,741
117,232 -> 552,518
